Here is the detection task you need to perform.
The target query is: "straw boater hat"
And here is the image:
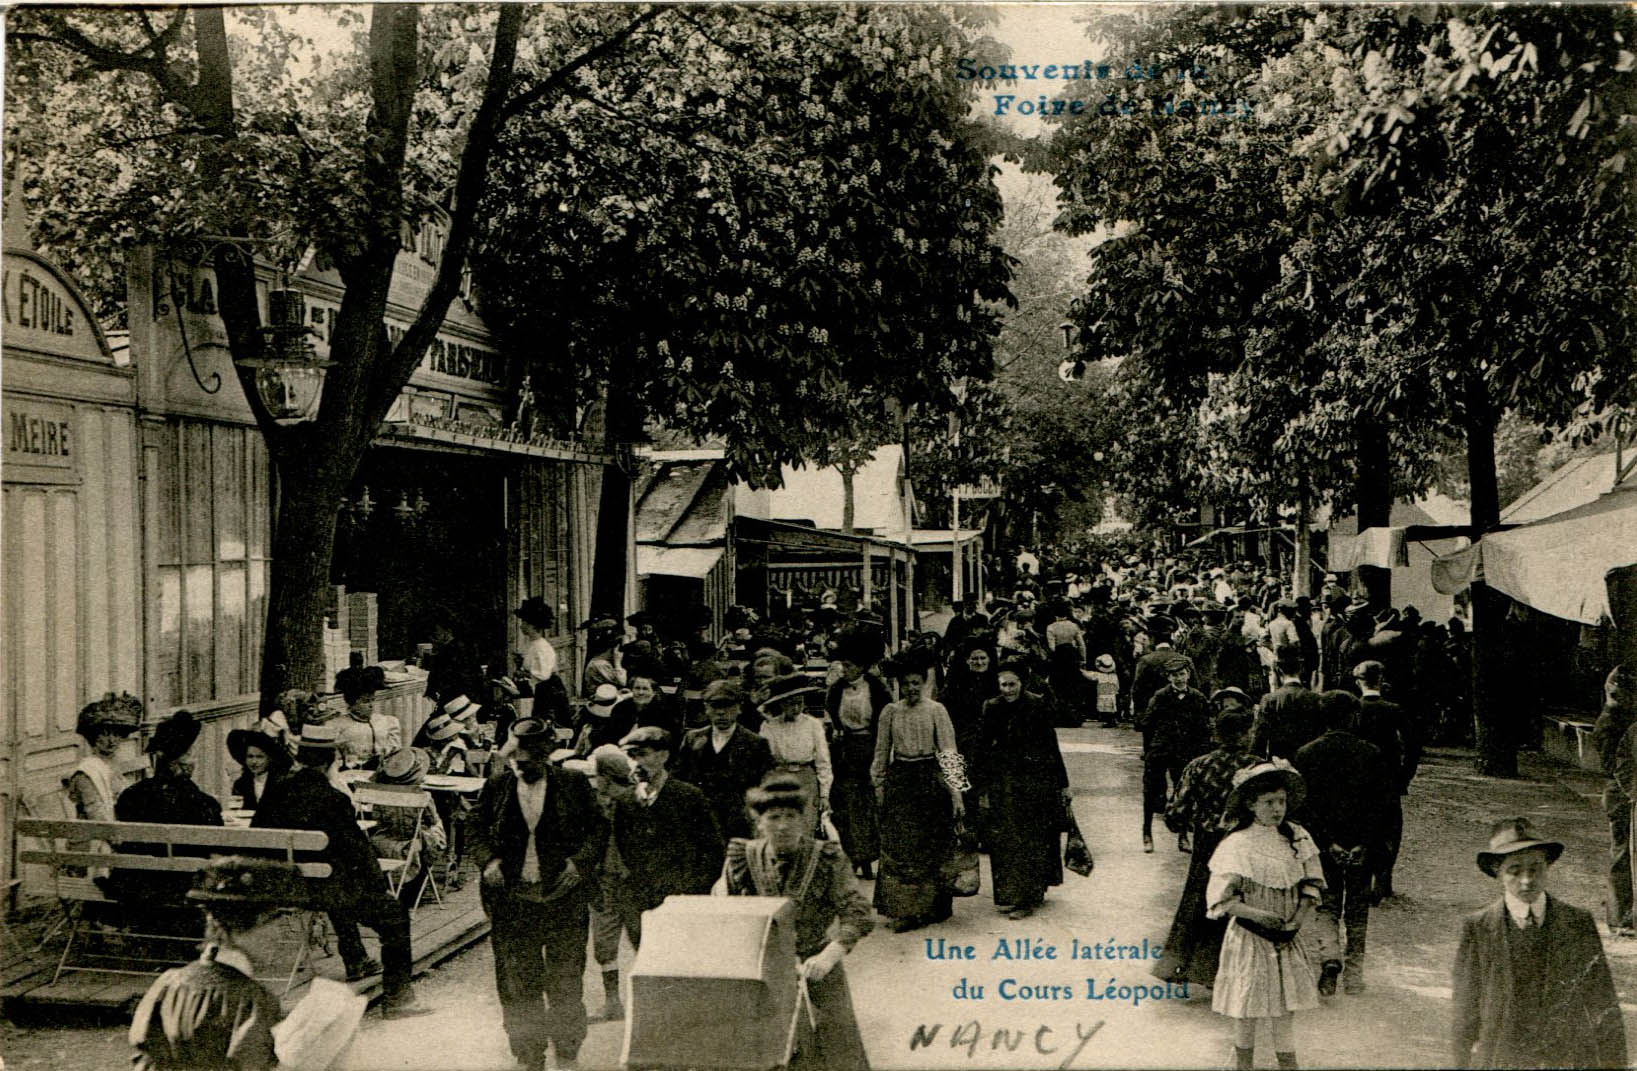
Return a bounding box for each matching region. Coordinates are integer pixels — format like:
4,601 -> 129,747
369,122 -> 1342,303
1225,759 -> 1307,818
1211,686 -> 1251,708
187,857 -> 308,908
294,720 -> 342,751
440,694 -> 481,722
586,684 -> 622,717
375,746 -> 429,786
422,713 -> 465,743
76,692 -> 143,741
1476,817 -> 1565,877
757,673 -> 823,713
1093,654 -> 1117,673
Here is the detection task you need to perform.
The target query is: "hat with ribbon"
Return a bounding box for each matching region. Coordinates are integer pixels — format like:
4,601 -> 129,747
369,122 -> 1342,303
587,684 -> 622,717
1225,759 -> 1307,819
423,713 -> 464,742
440,694 -> 481,722
757,673 -> 823,712
148,711 -> 200,760
187,857 -> 309,908
1093,653 -> 1117,673
375,746 -> 429,786
294,720 -> 342,750
1476,817 -> 1565,877
508,718 -> 553,746
1211,686 -> 1252,708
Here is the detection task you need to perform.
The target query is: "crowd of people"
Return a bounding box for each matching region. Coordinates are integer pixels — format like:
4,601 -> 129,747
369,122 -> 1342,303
67,541 -> 1632,1070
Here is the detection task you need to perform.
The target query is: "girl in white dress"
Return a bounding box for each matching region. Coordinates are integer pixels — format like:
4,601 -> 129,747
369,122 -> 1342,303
1206,760 -> 1325,1070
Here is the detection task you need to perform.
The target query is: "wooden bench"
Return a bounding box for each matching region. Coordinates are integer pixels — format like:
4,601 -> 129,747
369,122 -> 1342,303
16,818 -> 330,992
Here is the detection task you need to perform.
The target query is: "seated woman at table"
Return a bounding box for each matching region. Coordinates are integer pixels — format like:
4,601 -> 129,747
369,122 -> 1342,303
335,666 -> 401,770
415,704 -> 481,774
370,747 -> 448,909
227,728 -> 292,811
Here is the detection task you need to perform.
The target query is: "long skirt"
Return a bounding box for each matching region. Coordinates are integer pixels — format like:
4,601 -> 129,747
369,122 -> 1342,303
831,733 -> 879,865
873,760 -> 953,922
1152,827 -> 1227,987
791,964 -> 869,1070
984,770 -> 1064,907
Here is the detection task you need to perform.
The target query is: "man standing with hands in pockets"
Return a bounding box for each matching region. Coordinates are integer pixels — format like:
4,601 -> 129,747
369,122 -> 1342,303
471,718 -> 608,1070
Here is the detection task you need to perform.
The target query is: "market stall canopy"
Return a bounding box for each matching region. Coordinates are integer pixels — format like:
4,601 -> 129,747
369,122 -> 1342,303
1434,482 -> 1637,625
1329,494 -> 1470,570
635,545 -> 725,580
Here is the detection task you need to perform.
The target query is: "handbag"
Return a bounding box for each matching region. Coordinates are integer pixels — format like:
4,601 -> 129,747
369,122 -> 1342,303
1062,800 -> 1095,878
943,818 -> 981,896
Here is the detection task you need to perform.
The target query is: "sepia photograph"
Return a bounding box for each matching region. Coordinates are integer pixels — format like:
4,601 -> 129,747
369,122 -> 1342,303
1,2 -> 1635,1068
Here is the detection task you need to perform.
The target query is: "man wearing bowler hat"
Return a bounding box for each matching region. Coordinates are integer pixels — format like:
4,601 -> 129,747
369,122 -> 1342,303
612,726 -> 724,949
470,718 -> 606,1068
1451,817 -> 1625,1069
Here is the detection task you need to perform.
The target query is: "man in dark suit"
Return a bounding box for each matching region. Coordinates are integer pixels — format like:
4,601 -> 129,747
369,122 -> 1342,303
1131,616 -> 1191,718
939,596 -> 990,672
253,721 -> 427,1017
1253,649 -> 1324,760
1138,658 -> 1212,854
1353,660 -> 1418,901
1294,690 -> 1392,995
612,726 -> 725,947
469,718 -> 607,1069
1451,818 -> 1625,1070
672,680 -> 774,840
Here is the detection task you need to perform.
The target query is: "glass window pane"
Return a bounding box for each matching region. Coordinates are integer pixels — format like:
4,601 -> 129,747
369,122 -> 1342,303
248,559 -> 268,688
216,562 -> 245,696
182,424 -> 213,565
184,564 -> 214,701
151,424 -> 180,566
154,567 -> 182,707
214,426 -> 246,560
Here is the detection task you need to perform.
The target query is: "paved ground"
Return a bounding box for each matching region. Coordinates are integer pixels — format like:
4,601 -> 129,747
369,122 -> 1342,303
7,729 -> 1637,1070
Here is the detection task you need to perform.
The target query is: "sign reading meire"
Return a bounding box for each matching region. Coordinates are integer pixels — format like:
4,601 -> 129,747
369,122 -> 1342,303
3,398 -> 78,482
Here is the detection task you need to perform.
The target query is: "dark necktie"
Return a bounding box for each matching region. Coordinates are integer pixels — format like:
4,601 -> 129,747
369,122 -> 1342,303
775,855 -> 793,890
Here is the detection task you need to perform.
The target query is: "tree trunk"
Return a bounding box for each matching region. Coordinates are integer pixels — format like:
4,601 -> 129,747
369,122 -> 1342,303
1293,477 -> 1312,598
590,372 -> 641,619
257,455 -> 350,705
1354,417 -> 1393,610
1464,378 -> 1515,777
841,465 -> 857,534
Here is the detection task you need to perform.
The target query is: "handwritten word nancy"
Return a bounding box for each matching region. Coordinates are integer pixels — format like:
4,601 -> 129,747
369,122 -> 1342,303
957,60 -> 1207,83
910,1019 -> 1105,1070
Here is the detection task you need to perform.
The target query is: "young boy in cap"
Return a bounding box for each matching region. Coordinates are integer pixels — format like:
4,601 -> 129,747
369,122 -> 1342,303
1451,817 -> 1625,1069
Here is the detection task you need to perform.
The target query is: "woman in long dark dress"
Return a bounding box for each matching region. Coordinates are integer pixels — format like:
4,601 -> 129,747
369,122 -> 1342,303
975,662 -> 1069,919
1151,707 -> 1257,987
870,650 -> 964,932
827,630 -> 890,879
939,640 -> 997,812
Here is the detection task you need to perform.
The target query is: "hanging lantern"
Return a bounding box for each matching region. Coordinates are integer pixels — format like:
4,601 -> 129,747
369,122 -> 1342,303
355,486 -> 375,520
236,289 -> 333,423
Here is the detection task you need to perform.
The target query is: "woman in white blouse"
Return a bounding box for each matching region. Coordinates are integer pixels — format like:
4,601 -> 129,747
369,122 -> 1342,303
757,673 -> 832,834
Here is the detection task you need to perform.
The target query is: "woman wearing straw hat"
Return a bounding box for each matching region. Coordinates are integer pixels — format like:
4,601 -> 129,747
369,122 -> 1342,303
370,746 -> 448,909
130,857 -> 307,1070
757,673 -> 833,836
715,776 -> 873,1070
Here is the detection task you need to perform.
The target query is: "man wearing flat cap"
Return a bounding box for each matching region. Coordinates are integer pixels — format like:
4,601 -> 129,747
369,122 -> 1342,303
611,726 -> 724,948
672,680 -> 774,840
470,718 -> 607,1068
1451,817 -> 1625,1069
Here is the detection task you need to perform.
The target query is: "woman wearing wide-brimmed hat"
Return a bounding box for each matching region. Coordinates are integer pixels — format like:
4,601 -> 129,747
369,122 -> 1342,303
226,727 -> 292,811
130,858 -> 308,1070
757,673 -> 832,835
67,692 -> 142,826
826,628 -> 890,878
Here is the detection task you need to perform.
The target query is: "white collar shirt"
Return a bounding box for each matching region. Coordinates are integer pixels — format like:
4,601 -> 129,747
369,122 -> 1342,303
1504,890 -> 1547,929
515,773 -> 549,883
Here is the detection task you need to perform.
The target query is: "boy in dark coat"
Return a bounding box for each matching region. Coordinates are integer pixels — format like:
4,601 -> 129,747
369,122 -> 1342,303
672,680 -> 774,839
1451,817 -> 1625,1069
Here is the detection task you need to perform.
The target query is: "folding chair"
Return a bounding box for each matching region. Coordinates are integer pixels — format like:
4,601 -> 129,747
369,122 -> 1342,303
351,784 -> 443,915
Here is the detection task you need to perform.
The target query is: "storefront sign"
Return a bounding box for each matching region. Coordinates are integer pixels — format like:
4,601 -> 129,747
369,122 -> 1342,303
2,251 -> 112,364
3,398 -> 79,483
303,294 -> 506,389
